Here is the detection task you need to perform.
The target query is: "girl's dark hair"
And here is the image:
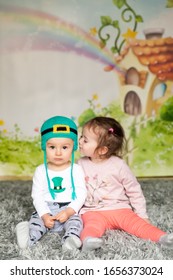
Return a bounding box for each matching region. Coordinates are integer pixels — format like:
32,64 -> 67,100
84,116 -> 126,158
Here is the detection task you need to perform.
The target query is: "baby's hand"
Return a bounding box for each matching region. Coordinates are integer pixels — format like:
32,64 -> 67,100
55,207 -> 76,223
41,213 -> 55,228
54,210 -> 69,223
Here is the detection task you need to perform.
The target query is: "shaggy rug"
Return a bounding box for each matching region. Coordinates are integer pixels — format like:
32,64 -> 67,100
0,179 -> 173,260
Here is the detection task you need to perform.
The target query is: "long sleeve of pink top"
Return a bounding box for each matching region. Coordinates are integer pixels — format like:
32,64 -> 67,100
78,156 -> 148,219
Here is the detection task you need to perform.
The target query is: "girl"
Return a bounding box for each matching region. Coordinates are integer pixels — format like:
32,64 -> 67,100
78,116 -> 173,251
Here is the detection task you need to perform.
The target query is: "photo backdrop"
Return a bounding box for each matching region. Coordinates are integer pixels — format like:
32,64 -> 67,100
0,0 -> 173,178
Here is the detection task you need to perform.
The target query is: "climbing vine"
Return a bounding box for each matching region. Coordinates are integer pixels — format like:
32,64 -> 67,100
97,0 -> 143,54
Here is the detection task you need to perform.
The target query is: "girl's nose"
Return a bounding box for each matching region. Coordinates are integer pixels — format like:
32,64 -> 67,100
79,137 -> 83,144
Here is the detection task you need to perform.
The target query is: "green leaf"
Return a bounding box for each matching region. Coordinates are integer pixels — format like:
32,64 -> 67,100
112,20 -> 120,28
112,0 -> 126,9
166,0 -> 173,8
111,46 -> 118,53
135,15 -> 144,23
100,16 -> 112,25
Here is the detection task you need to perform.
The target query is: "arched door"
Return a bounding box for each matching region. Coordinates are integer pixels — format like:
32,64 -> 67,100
124,91 -> 142,115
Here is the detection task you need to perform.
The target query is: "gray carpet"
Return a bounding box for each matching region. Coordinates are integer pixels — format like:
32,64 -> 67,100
0,179 -> 173,260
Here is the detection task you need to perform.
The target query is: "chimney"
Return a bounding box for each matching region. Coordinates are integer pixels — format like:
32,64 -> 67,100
143,28 -> 164,39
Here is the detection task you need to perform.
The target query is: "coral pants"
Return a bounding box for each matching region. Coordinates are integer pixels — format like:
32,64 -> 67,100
81,209 -> 166,242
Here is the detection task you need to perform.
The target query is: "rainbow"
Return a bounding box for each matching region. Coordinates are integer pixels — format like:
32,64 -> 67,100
0,5 -> 124,74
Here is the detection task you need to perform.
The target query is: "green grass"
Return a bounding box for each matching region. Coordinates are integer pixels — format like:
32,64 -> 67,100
0,100 -> 173,177
0,133 -> 42,176
131,119 -> 173,176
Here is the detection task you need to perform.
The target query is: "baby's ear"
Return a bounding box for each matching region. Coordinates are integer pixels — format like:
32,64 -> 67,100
98,146 -> 108,156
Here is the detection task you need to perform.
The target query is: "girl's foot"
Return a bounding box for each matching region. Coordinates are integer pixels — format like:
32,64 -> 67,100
159,233 -> 173,247
82,237 -> 103,251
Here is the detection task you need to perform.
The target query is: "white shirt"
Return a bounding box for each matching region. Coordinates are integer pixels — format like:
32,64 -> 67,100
31,163 -> 87,217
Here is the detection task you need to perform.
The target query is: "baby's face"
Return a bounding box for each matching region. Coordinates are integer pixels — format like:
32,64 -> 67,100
46,137 -> 74,170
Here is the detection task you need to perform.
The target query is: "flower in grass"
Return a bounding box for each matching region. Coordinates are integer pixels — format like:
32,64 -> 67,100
92,94 -> 98,100
34,127 -> 39,133
0,119 -> 4,126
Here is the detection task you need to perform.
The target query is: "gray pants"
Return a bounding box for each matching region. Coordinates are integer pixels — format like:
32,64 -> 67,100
28,202 -> 83,246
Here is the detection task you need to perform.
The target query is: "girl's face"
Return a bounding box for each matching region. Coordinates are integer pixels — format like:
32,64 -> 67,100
79,126 -> 99,160
46,137 -> 73,170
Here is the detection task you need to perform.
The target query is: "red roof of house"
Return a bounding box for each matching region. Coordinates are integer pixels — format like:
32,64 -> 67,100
116,37 -> 173,81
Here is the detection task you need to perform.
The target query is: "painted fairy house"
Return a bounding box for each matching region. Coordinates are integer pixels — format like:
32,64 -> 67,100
115,28 -> 173,117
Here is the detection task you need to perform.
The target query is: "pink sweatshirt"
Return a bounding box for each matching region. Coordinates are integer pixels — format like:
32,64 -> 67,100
78,156 -> 148,219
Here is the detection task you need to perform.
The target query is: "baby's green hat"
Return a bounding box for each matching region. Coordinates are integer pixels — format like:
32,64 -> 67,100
40,116 -> 78,200
41,115 -> 78,151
